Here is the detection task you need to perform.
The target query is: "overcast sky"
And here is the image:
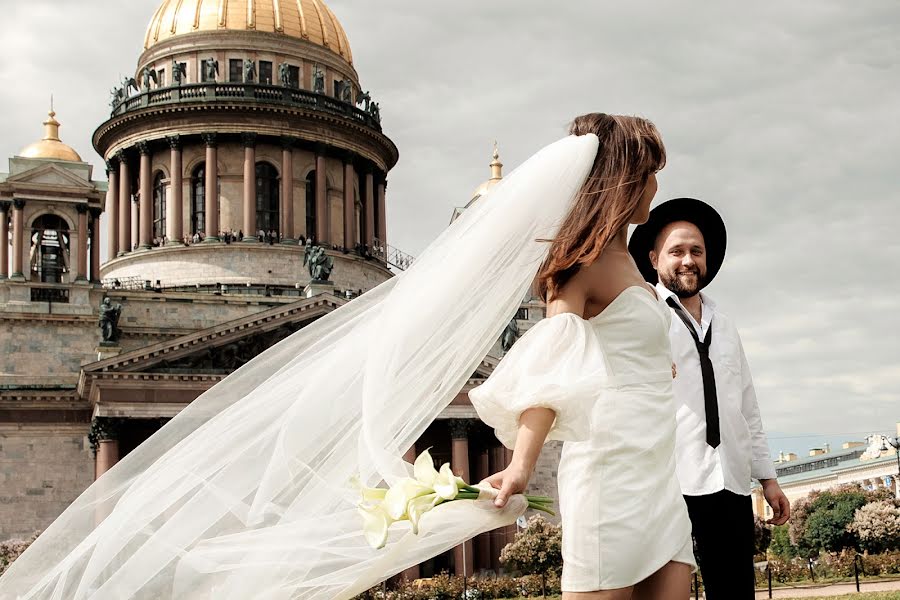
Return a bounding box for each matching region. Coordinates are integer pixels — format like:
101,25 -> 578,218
1,1 -> 898,455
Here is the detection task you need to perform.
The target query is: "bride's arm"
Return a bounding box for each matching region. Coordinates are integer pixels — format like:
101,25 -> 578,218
485,284 -> 587,508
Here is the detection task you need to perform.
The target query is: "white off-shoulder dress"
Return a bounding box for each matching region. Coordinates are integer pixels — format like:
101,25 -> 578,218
469,286 -> 696,591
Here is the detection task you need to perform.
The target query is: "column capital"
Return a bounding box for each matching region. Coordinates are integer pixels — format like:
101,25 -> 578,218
105,158 -> 117,174
449,418 -> 472,440
136,141 -> 151,156
132,195 -> 140,204
202,132 -> 218,147
280,135 -> 297,150
89,207 -> 103,219
12,198 -> 26,210
166,134 -> 182,150
0,200 -> 10,212
88,417 -> 127,456
314,142 -> 328,156
116,149 -> 128,163
241,132 -> 258,148
76,203 -> 89,214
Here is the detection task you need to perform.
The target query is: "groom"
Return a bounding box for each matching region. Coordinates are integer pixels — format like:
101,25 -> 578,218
629,198 -> 790,600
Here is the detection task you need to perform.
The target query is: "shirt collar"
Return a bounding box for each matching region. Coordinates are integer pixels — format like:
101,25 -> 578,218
654,282 -> 716,312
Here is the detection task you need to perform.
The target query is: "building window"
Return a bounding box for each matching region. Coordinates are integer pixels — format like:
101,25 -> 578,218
515,307 -> 529,320
30,214 -> 69,283
334,79 -> 343,99
152,172 -> 166,242
256,162 -> 280,236
191,165 -> 205,235
229,59 -> 243,83
157,68 -> 166,87
306,171 -> 317,242
289,65 -> 300,89
259,61 -> 273,85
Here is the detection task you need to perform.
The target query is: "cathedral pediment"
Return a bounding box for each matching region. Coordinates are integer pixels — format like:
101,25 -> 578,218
4,162 -> 97,192
78,294 -> 346,409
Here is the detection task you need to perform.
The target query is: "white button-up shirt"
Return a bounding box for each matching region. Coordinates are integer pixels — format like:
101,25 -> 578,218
657,283 -> 777,496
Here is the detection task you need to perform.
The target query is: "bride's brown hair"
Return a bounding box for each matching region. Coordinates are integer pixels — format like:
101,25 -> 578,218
535,113 -> 666,302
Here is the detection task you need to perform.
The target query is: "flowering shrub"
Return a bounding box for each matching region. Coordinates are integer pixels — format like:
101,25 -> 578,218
0,532 -> 39,575
850,499 -> 900,554
499,515 -> 562,578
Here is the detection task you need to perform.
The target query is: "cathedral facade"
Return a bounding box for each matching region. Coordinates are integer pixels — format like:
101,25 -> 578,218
0,0 -> 560,580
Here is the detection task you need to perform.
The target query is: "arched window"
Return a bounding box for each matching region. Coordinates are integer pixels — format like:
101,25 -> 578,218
30,214 -> 69,283
305,171 -> 317,242
152,172 -> 166,242
191,165 -> 205,235
255,162 -> 280,235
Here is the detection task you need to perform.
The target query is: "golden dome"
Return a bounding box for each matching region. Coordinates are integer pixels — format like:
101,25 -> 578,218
144,0 -> 353,64
19,110 -> 83,162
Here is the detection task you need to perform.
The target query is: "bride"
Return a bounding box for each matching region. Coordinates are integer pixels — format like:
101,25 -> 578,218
0,113 -> 693,600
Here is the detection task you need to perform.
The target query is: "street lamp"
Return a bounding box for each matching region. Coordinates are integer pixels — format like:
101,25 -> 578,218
880,436 -> 900,498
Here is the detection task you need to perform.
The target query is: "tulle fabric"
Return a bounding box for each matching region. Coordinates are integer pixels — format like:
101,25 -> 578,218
0,134 -> 599,600
469,313 -> 609,449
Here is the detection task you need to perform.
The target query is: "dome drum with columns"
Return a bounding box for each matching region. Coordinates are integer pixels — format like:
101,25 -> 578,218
96,0 -> 397,292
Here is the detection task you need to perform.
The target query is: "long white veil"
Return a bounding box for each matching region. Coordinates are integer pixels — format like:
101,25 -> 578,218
0,133 -> 599,600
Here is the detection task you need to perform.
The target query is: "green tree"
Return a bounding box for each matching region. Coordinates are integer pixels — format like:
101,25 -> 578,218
769,524 -> 797,559
803,488 -> 868,553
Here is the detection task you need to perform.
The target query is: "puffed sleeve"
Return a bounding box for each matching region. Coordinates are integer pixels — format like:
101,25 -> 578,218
469,313 -> 606,449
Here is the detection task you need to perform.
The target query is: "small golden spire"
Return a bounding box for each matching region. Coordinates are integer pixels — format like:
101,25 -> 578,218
490,140 -> 503,181
43,103 -> 61,143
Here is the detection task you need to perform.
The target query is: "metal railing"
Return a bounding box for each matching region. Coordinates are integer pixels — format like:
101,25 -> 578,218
110,83 -> 382,131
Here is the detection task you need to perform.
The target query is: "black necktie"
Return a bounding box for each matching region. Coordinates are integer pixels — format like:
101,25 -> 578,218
666,297 -> 721,448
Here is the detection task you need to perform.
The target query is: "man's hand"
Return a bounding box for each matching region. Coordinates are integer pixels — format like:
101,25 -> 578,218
761,479 -> 790,525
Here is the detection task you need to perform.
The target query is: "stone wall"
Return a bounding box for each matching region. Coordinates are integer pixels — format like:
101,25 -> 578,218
0,424 -> 93,540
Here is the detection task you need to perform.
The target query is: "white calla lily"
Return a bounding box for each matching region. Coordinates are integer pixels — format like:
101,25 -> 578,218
433,463 -> 460,500
406,493 -> 441,534
413,448 -> 440,487
350,475 -> 389,506
357,503 -> 392,550
383,477 -> 431,520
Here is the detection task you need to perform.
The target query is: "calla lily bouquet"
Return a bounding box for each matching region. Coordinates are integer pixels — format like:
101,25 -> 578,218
355,449 -> 554,549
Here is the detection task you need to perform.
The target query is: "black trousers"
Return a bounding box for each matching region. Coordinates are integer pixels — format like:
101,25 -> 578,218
684,490 -> 756,600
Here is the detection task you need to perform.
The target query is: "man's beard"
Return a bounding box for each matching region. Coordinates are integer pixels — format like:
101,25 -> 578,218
659,267 -> 706,298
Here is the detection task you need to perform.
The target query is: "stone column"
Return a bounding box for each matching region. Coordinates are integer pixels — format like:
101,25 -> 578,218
343,159 -> 355,249
10,199 -> 25,280
0,201 -> 9,280
364,171 -> 375,248
167,136 -> 183,245
281,137 -> 295,243
376,178 -> 387,249
105,161 -> 119,258
242,133 -> 257,242
131,197 -> 139,252
488,445 -> 506,572
117,151 -> 131,256
75,204 -> 89,281
89,208 -> 102,283
476,445 -> 492,572
138,141 -> 152,249
399,443 -> 422,582
315,150 -> 327,243
450,419 -> 475,578
202,133 -> 220,242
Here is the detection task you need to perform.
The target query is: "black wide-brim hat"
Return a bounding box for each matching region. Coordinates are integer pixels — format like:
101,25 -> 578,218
628,198 -> 727,287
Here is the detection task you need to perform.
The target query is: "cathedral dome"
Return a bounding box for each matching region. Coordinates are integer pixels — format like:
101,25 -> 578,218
144,0 -> 353,64
19,110 -> 83,162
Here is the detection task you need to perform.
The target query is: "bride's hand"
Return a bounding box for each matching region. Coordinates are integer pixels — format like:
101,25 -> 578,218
483,463 -> 531,508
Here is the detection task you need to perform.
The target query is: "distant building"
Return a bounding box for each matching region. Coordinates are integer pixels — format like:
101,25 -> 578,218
752,423 -> 900,518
